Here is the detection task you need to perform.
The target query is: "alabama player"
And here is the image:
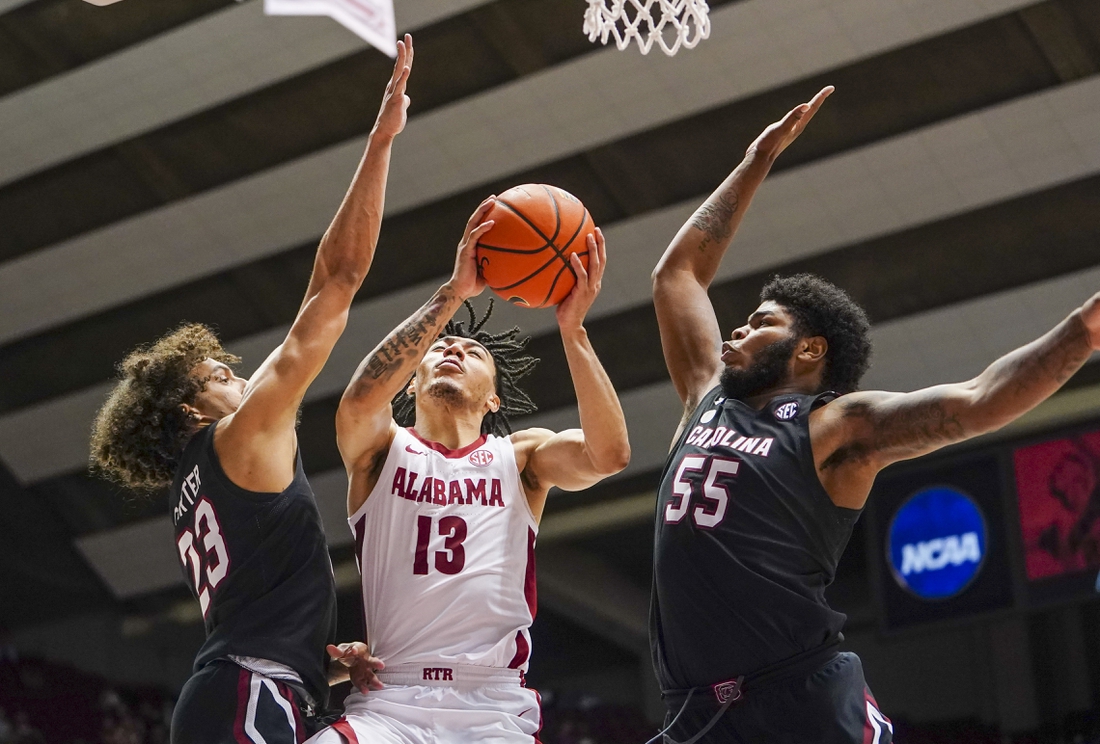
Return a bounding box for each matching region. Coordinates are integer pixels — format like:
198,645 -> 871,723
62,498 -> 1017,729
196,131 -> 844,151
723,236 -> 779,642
310,202 -> 630,743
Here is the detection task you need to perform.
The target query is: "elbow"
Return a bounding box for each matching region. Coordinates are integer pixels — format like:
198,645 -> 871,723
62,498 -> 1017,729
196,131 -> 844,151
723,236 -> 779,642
330,264 -> 369,290
597,442 -> 631,477
652,259 -> 671,287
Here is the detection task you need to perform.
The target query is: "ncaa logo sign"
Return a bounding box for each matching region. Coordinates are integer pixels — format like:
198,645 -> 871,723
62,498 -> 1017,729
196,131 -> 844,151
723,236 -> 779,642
887,486 -> 986,600
468,449 -> 494,467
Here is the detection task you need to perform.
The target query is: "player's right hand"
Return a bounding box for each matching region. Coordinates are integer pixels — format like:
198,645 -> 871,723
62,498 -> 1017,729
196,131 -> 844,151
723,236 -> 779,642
374,34 -> 414,140
328,642 -> 386,693
746,85 -> 833,163
448,197 -> 495,300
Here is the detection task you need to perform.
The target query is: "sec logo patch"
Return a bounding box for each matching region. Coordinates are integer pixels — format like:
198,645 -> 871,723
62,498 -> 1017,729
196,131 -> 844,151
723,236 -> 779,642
469,449 -> 494,467
774,401 -> 799,421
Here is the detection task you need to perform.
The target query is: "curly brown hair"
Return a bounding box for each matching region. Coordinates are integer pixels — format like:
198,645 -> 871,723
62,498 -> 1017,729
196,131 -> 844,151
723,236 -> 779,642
90,323 -> 240,492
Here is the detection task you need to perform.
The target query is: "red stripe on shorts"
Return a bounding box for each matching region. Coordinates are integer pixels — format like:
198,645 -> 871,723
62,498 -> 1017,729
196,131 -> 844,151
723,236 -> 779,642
275,681 -> 306,743
233,669 -> 251,744
332,716 -> 360,744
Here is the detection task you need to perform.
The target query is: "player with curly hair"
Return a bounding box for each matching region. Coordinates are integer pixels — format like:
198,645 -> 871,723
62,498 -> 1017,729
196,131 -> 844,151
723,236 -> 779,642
649,87 -> 1100,743
90,36 -> 420,744
311,201 -> 630,744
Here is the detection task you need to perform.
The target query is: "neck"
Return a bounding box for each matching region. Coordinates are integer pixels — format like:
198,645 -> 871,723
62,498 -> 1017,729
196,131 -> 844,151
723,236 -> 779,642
739,379 -> 821,410
413,403 -> 486,450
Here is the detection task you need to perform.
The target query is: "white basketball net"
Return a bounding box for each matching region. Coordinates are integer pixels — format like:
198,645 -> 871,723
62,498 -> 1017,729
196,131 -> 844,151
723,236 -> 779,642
584,0 -> 711,56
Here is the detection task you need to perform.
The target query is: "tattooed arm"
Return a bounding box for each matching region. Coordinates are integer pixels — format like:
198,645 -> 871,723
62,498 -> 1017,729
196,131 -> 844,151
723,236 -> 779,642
335,199 -> 495,506
652,87 -> 834,420
212,37 -> 413,493
812,296 -> 1100,509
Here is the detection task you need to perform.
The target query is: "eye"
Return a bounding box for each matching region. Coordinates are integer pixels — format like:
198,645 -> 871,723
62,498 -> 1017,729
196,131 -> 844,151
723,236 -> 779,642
469,349 -> 483,358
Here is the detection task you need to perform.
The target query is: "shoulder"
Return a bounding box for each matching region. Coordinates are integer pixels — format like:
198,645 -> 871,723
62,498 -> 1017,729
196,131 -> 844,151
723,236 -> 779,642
808,389 -> 897,468
509,427 -> 556,453
810,390 -> 895,423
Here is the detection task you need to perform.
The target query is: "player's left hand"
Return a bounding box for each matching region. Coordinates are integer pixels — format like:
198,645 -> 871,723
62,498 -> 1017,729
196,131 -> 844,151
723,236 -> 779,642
327,642 -> 385,693
1081,291 -> 1100,349
373,34 -> 414,140
747,85 -> 832,164
556,227 -> 605,331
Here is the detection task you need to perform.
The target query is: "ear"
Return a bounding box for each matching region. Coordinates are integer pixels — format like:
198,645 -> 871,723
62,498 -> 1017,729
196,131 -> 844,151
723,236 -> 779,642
487,393 -> 501,414
179,403 -> 201,420
799,336 -> 828,364
405,379 -> 416,397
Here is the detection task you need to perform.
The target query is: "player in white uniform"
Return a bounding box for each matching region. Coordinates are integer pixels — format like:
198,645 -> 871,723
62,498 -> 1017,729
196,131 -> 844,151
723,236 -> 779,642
308,202 -> 631,744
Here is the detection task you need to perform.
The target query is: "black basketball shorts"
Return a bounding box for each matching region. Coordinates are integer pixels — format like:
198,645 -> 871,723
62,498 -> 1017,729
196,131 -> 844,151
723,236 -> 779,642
662,652 -> 893,744
171,659 -> 320,744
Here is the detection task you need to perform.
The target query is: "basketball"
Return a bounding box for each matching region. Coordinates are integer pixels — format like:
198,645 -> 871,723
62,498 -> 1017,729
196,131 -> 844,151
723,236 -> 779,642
475,184 -> 595,308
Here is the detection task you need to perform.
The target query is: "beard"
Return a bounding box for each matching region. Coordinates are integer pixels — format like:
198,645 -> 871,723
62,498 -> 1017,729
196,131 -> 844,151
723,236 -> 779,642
719,336 -> 798,401
426,377 -> 468,408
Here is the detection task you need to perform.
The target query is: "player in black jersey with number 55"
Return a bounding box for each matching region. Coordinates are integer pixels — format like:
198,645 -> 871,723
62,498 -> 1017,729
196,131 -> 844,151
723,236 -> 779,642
649,86 -> 1100,743
90,35 -> 419,744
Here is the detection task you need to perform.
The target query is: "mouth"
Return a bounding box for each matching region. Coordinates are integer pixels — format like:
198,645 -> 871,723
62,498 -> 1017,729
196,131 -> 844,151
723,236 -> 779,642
436,359 -> 463,373
720,344 -> 741,365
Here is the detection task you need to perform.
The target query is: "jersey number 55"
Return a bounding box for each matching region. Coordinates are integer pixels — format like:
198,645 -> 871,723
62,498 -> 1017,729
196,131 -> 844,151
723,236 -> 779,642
665,455 -> 740,529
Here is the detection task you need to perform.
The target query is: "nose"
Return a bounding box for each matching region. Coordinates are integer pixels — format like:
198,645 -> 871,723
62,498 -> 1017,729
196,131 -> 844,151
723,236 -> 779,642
443,343 -> 466,360
730,326 -> 748,341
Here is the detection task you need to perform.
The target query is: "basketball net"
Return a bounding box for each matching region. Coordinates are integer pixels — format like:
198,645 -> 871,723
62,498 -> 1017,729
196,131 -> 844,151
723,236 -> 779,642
264,0 -> 397,58
583,0 -> 710,56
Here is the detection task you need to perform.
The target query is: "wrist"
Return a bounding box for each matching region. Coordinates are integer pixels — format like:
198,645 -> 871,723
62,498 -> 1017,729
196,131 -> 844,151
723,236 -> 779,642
368,127 -> 397,146
559,323 -> 589,343
741,148 -> 776,171
440,281 -> 471,304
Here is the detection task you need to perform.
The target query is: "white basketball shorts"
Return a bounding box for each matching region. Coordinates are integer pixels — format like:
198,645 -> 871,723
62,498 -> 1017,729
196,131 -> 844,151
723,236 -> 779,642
307,664 -> 542,744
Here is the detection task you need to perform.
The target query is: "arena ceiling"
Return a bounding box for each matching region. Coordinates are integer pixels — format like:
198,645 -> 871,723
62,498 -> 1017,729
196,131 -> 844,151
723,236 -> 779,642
2,0 -> 1100,674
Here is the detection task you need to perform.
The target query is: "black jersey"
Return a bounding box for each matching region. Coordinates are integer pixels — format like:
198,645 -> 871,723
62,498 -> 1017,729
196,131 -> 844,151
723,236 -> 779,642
169,422 -> 337,707
650,387 -> 861,691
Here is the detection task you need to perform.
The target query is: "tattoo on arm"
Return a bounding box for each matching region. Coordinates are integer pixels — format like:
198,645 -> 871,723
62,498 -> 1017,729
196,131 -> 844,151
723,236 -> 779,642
689,187 -> 738,253
348,287 -> 455,396
822,399 -> 964,470
1007,315 -> 1092,396
823,314 -> 1093,471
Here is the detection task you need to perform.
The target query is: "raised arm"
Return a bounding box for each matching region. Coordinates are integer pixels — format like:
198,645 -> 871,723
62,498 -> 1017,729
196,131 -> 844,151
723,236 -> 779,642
335,199 -> 496,478
216,37 -> 416,490
813,294 -> 1100,508
652,87 -> 833,417
517,230 -> 631,518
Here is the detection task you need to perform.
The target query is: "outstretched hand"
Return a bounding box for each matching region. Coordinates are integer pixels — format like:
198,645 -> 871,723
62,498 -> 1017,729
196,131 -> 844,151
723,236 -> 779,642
327,642 -> 385,693
747,86 -> 833,163
374,34 -> 415,140
448,197 -> 495,300
557,228 -> 606,331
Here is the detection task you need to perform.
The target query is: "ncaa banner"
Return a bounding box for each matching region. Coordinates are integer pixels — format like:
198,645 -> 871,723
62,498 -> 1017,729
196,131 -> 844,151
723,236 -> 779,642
265,0 -> 397,57
869,453 -> 1013,630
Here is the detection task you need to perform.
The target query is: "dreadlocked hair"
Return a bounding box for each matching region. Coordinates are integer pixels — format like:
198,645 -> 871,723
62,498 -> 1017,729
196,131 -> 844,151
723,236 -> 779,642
90,323 -> 240,492
392,299 -> 538,437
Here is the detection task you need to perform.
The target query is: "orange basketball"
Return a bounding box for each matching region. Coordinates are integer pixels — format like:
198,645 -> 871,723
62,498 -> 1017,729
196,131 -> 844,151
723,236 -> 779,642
475,184 -> 594,308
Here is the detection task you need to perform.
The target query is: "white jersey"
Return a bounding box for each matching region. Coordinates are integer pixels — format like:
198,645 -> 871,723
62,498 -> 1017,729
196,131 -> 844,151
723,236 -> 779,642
350,427 -> 538,672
